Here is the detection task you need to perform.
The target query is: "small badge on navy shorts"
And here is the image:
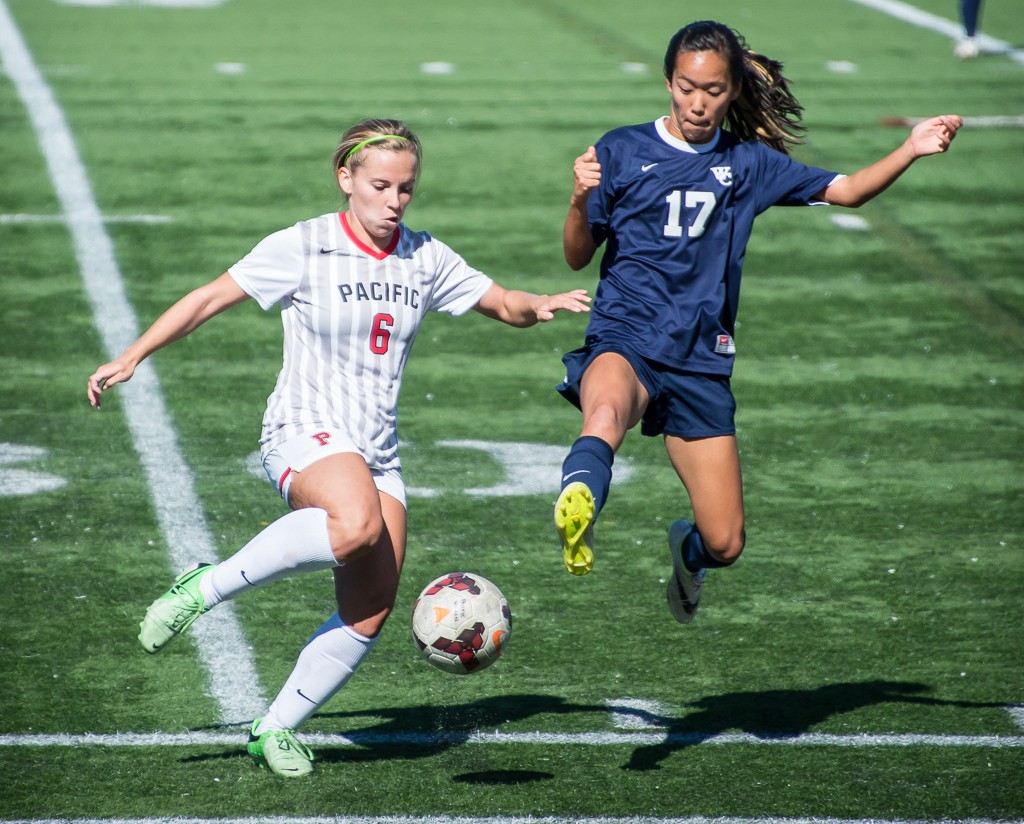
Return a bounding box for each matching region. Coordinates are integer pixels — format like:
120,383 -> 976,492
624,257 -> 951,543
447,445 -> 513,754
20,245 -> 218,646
715,334 -> 736,355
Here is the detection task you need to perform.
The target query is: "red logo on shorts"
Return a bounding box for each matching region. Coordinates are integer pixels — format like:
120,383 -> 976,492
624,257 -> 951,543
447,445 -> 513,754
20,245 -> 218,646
311,432 -> 331,446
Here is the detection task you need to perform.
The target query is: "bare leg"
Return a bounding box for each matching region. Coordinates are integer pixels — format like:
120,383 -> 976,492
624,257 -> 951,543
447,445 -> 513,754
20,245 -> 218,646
664,433 -> 745,563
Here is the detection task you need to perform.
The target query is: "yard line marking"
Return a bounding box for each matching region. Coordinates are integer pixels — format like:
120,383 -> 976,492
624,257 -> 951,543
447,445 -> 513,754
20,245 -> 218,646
2,729 -> 1022,749
420,61 -> 456,75
437,439 -> 635,497
0,0 -> 265,723
1008,705 -> 1024,729
0,213 -> 172,223
606,698 -> 670,729
0,443 -> 67,496
5,818 -> 1024,824
831,214 -> 871,231
826,60 -> 859,74
845,0 -> 1024,63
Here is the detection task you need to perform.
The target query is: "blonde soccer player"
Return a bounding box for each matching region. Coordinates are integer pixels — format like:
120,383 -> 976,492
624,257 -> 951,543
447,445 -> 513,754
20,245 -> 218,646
88,118 -> 589,778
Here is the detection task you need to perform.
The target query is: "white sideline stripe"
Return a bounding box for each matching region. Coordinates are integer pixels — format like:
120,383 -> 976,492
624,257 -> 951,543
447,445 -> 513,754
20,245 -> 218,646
0,0 -> 265,723
4,819 -> 1023,824
845,0 -> 1024,64
1,730 -> 1022,748
0,213 -> 171,223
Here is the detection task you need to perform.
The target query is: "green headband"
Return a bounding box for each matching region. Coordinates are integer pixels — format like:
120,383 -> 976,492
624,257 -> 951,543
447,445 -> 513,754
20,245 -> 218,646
343,134 -> 410,166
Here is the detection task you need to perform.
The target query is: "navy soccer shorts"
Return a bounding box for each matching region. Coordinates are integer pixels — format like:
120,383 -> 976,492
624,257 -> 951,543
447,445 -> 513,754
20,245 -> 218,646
557,341 -> 736,439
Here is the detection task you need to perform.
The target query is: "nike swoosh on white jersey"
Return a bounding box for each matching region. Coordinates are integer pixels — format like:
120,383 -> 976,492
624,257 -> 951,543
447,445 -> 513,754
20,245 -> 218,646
641,162 -> 659,172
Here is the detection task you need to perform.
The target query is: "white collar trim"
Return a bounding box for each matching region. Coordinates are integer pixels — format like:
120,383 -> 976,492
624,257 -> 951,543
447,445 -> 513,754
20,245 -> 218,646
655,116 -> 720,154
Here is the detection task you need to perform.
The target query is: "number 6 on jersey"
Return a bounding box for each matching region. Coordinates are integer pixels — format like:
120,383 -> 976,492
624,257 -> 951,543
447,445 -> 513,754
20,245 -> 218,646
370,312 -> 394,354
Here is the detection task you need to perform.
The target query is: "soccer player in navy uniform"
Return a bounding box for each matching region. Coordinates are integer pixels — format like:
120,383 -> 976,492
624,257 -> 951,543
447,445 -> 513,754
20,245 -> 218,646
553,21 -> 962,623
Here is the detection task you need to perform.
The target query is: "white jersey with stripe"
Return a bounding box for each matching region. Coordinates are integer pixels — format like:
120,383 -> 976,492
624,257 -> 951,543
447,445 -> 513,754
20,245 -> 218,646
228,211 -> 493,475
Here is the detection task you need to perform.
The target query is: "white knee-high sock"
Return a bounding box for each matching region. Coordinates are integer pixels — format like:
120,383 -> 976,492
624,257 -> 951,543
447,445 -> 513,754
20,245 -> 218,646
256,612 -> 377,733
199,507 -> 338,608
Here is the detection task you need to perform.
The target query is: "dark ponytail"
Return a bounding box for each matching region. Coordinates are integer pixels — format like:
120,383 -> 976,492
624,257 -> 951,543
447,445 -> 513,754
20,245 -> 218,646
730,50 -> 805,153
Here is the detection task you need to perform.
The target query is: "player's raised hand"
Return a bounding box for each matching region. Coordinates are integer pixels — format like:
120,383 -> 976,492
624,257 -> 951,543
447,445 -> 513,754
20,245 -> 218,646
564,147 -> 602,269
87,358 -> 136,408
572,146 -> 602,202
907,115 -> 963,157
532,288 -> 592,322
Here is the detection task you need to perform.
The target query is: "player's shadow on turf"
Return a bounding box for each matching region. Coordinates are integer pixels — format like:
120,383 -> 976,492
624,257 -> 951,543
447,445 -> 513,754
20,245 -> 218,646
452,769 -> 555,785
180,694 -> 603,769
621,679 -> 1005,771
310,693 -> 603,767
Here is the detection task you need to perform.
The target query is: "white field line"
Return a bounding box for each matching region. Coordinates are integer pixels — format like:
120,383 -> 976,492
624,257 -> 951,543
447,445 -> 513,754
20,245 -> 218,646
880,115 -> 1024,129
0,213 -> 172,223
1,729 -> 1023,749
4,818 -> 1023,824
606,698 -> 669,729
0,0 -> 265,723
845,0 -> 1024,64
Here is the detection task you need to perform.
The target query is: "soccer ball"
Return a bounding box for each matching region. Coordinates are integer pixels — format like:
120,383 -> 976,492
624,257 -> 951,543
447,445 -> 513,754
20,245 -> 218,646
411,572 -> 511,675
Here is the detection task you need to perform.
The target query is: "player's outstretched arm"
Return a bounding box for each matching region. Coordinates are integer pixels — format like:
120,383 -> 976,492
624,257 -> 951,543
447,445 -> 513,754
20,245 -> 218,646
473,284 -> 591,327
823,115 -> 963,208
87,272 -> 250,408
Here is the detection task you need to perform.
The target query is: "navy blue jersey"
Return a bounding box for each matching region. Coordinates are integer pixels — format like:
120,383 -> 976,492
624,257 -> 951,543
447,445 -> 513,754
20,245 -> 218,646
584,118 -> 839,375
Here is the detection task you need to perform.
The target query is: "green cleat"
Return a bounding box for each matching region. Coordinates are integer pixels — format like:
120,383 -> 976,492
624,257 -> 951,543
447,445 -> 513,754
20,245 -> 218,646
248,719 -> 315,778
555,481 -> 596,575
138,563 -> 213,654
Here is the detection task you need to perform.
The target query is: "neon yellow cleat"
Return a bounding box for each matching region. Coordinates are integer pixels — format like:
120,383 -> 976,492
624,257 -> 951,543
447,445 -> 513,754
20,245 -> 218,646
555,481 -> 596,575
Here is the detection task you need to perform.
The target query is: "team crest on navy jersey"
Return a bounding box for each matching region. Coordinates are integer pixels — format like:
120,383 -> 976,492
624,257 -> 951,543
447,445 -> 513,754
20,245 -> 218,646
584,120 -> 838,373
711,166 -> 733,186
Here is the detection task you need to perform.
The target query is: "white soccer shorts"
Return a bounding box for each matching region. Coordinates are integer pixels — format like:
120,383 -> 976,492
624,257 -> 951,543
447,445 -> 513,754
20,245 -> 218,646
261,427 -> 407,509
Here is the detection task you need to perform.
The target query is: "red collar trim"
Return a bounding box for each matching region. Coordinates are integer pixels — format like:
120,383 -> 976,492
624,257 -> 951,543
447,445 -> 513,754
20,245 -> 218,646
339,212 -> 400,260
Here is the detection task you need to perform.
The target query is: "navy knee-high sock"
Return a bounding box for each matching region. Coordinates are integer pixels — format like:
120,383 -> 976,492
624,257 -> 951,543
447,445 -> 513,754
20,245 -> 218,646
560,435 -> 614,515
682,526 -> 738,572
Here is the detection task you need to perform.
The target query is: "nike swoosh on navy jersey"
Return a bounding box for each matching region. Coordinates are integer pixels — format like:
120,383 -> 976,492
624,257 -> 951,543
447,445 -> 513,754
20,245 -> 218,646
641,162 -> 659,172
